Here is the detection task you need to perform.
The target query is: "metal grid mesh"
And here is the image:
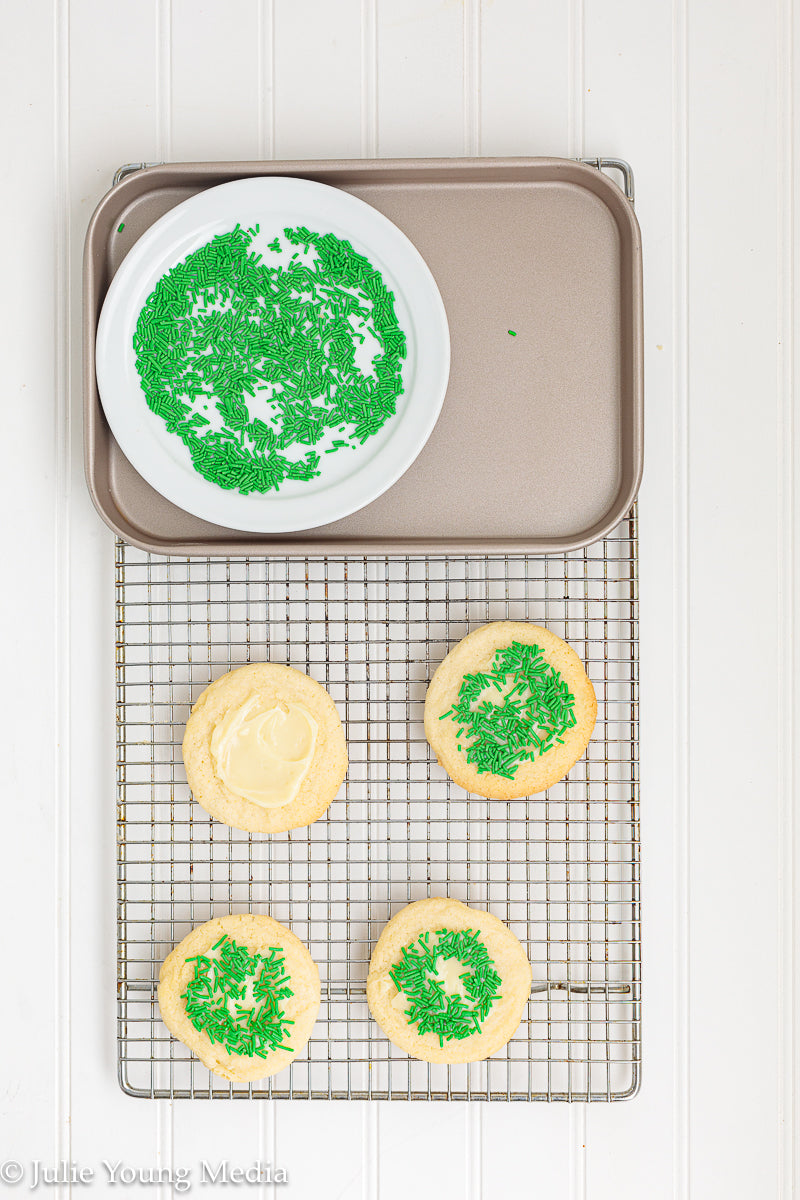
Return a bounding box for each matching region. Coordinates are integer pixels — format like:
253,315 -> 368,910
116,510 -> 640,1101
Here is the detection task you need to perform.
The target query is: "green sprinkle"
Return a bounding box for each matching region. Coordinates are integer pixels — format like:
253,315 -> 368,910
180,934 -> 295,1058
117,222 -> 125,232
133,225 -> 407,495
390,928 -> 502,1043
441,641 -> 577,779
508,329 -> 516,336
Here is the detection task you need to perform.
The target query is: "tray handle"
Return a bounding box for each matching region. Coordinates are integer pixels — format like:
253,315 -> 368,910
113,162 -> 164,186
580,156 -> 635,204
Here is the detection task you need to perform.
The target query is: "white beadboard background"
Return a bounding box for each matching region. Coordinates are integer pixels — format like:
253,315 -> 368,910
1,0 -> 796,1197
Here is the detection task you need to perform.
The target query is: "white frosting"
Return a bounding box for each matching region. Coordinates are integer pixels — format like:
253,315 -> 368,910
210,695 -> 318,809
390,955 -> 469,1012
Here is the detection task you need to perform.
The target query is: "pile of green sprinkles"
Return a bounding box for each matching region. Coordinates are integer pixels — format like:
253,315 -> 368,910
133,223 -> 407,494
390,928 -> 502,1045
441,640 -> 577,780
181,934 -> 294,1058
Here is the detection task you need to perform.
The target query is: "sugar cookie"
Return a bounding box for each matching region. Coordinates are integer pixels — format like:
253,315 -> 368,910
158,913 -> 320,1083
366,897 -> 532,1064
183,663 -> 347,833
424,621 -> 596,799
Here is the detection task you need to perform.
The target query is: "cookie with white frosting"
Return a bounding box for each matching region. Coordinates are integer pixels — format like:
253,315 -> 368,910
183,663 -> 347,833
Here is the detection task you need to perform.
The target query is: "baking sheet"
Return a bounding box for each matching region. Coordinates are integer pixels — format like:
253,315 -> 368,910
84,157 -> 643,556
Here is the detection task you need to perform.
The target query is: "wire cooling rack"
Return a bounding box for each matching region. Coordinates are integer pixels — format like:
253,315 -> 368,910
116,510 -> 640,1101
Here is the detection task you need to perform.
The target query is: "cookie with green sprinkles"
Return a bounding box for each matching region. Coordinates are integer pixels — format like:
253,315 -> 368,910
132,223 -> 407,496
158,914 -> 320,1082
424,621 -> 596,800
366,898 -> 532,1063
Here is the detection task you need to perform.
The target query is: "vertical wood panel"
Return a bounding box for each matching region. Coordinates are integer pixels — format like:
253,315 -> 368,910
272,0 -> 363,159
0,0 -> 59,1175
777,1 -> 797,1193
685,0 -> 782,1196
481,1107 -> 570,1198
376,0 -> 465,157
170,0 -> 261,161
269,1102 -> 366,1198
172,1103 -> 267,1199
68,0 -> 161,175
480,0 -> 571,157
259,0 -> 276,158
581,1 -> 678,1195
378,1104 -> 468,1200
55,0 -> 72,1179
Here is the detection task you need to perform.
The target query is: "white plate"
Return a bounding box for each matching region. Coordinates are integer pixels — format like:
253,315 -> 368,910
96,176 -> 450,533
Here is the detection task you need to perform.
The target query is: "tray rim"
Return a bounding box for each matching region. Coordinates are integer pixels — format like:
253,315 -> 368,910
84,155 -> 643,558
